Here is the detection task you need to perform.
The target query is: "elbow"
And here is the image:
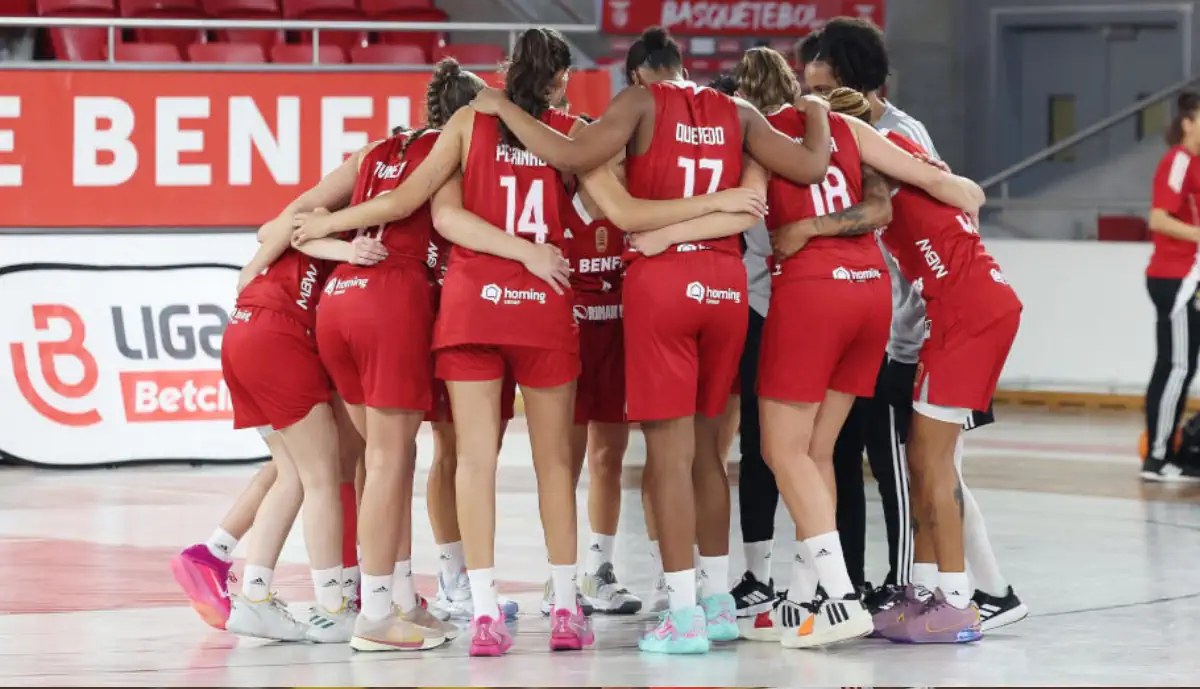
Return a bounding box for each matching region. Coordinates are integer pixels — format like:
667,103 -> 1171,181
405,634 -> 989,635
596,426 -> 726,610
432,207 -> 456,237
873,200 -> 893,228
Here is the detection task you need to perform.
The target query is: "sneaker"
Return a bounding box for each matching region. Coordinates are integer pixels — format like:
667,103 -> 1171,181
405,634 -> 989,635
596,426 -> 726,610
350,608 -> 447,652
540,579 -> 595,616
881,590 -> 982,644
739,592 -> 804,642
637,605 -> 710,655
169,544 -> 233,630
867,584 -> 920,637
780,594 -> 874,649
400,599 -> 461,641
972,587 -> 1029,632
580,563 -> 642,614
863,583 -> 901,614
343,578 -> 360,613
649,573 -> 669,613
305,601 -> 356,643
549,604 -> 595,651
469,610 -> 515,657
699,593 -> 739,641
225,595 -> 308,642
730,571 -> 775,618
1140,456 -> 1200,483
431,570 -> 520,621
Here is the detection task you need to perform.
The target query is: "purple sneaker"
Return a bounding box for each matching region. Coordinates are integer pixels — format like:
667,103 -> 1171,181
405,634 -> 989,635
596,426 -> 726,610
169,543 -> 233,629
881,591 -> 983,644
870,585 -> 928,637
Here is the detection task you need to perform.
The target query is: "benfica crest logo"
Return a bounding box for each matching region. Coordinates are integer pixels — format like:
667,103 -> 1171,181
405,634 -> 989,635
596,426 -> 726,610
595,226 -> 609,253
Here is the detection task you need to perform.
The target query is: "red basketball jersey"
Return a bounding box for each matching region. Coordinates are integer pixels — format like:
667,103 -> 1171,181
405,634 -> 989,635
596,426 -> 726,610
566,193 -> 623,318
764,108 -> 883,281
235,249 -> 331,331
1148,145 -> 1200,279
882,130 -> 1020,326
624,81 -> 745,259
435,109 -> 580,351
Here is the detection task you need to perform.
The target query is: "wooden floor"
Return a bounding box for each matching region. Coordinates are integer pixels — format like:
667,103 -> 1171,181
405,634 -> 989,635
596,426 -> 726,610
2,408 -> 1199,686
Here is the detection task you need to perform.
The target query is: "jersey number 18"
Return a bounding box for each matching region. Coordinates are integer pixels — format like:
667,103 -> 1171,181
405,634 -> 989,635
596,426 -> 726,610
809,166 -> 853,216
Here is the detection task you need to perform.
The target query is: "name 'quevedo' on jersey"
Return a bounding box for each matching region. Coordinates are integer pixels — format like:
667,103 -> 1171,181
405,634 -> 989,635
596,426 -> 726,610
675,123 -> 726,146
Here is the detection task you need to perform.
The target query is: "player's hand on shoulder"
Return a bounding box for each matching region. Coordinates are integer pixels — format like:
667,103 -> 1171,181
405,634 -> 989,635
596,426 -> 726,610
471,86 -> 508,116
712,187 -> 768,217
350,236 -> 389,266
798,93 -> 830,114
291,207 -> 332,246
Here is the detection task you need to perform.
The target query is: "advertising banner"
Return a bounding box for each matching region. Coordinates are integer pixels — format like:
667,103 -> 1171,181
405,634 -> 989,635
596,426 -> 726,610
601,0 -> 885,36
0,69 -> 612,228
0,232 -> 268,466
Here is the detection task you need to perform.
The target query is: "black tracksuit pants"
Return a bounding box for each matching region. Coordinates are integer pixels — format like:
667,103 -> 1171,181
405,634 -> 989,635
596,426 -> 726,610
1145,276 -> 1200,462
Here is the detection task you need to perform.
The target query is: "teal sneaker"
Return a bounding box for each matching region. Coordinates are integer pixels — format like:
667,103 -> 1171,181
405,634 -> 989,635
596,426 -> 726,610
700,593 -> 740,641
638,605 -> 710,654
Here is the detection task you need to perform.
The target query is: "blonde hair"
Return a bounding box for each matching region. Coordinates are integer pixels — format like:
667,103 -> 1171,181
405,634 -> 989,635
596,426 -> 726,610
825,87 -> 872,123
736,47 -> 799,112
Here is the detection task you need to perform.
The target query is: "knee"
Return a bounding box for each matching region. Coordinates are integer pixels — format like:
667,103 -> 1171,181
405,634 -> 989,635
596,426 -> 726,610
589,446 -> 624,482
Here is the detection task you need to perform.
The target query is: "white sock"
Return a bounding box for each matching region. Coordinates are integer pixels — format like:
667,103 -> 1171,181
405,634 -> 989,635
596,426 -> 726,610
312,566 -> 343,612
786,544 -> 820,603
803,531 -> 854,598
205,527 -> 238,562
392,561 -> 416,612
743,539 -> 773,583
649,541 -> 664,580
438,541 -> 466,584
697,555 -> 729,599
692,544 -> 701,571
550,564 -> 578,611
242,564 -> 273,602
664,569 -> 698,611
586,533 -> 615,575
342,565 -> 360,601
940,571 -> 971,610
468,568 -> 499,620
361,573 -> 393,621
956,437 -> 1010,596
912,562 -> 938,597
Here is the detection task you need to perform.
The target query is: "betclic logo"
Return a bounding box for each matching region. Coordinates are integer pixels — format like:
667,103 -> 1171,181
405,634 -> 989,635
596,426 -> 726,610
0,263 -> 257,466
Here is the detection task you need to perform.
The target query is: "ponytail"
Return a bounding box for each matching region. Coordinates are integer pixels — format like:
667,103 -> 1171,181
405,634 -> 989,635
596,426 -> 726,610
403,57 -> 485,155
624,26 -> 683,85
501,27 -> 572,149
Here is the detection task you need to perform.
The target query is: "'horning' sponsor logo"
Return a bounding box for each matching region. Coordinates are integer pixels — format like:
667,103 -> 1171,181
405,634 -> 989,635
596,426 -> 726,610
323,276 -> 369,297
480,283 -> 547,305
831,266 -> 882,282
495,145 -> 548,167
685,280 -> 741,304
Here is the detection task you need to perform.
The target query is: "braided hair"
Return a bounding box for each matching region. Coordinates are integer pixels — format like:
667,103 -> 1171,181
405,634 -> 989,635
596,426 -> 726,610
401,57 -> 485,155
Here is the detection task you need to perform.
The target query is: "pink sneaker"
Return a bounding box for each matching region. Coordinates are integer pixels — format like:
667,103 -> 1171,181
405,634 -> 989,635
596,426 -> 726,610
469,610 -> 514,657
549,605 -> 595,651
169,544 -> 233,629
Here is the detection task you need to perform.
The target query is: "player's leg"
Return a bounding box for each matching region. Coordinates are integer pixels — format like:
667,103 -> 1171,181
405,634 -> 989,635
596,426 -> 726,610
582,422 -> 639,614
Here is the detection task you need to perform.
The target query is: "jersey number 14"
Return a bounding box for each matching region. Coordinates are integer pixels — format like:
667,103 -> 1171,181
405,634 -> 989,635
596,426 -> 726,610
500,176 -> 548,244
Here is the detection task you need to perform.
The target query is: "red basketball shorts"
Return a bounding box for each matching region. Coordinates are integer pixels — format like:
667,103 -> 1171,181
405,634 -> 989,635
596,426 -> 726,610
575,318 -> 626,425
221,306 -> 330,431
426,375 -> 517,423
436,344 -> 579,389
316,268 -> 434,412
759,275 -> 891,404
623,251 -> 748,422
916,305 -> 1021,413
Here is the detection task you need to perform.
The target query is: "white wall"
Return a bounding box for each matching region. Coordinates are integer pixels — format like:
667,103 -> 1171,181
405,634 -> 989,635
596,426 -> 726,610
992,239 -> 1159,395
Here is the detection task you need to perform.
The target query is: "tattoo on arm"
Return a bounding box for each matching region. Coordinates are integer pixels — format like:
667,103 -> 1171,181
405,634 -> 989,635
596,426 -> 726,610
812,165 -> 892,237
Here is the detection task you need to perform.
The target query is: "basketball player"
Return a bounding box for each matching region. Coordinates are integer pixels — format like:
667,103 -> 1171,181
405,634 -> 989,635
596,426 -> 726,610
470,25 -> 843,654
1143,91 -> 1200,482
808,18 -> 1028,631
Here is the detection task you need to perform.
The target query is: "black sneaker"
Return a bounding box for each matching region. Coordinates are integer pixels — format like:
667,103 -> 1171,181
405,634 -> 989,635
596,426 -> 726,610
731,571 -> 775,618
972,586 -> 1029,631
1140,456 -> 1200,483
862,583 -> 904,615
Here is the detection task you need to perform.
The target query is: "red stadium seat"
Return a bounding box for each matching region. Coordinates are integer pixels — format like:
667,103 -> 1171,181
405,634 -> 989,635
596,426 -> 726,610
349,43 -> 424,64
371,6 -> 445,59
359,0 -> 434,10
188,41 -> 265,62
38,0 -> 116,61
108,40 -> 183,61
280,0 -> 365,50
1097,215 -> 1150,242
118,0 -> 205,54
269,42 -> 344,63
0,0 -> 34,14
434,42 -> 504,67
201,0 -> 283,50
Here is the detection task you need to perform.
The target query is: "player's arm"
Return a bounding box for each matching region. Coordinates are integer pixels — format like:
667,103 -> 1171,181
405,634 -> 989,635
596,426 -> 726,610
579,155 -> 767,233
291,110 -> 469,243
238,220 -> 293,292
772,165 -> 892,261
737,96 -> 830,186
473,85 -> 649,174
1149,208 -> 1200,241
628,157 -> 769,255
846,116 -> 984,215
258,144 -> 373,242
292,236 -> 388,266
1149,152 -> 1200,241
431,175 -> 570,294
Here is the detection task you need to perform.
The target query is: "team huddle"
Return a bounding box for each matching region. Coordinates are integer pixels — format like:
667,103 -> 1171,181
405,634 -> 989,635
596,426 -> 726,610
168,18 -> 1026,657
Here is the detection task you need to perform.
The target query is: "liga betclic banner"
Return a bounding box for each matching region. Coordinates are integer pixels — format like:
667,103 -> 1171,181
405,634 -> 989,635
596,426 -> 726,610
0,69 -> 611,228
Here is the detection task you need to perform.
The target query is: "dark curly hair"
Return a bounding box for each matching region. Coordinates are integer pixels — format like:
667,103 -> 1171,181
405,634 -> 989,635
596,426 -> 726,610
501,27 -> 572,149
796,30 -> 822,65
402,57 -> 485,155
624,26 -> 683,85
707,73 -> 738,97
813,17 -> 889,93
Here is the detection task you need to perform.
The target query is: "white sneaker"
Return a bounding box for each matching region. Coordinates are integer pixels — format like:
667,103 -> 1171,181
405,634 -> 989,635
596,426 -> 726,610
581,563 -> 642,614
539,578 -> 595,616
305,600 -> 357,643
780,595 -> 874,649
649,573 -> 669,613
431,570 -> 519,621
226,595 -> 308,642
